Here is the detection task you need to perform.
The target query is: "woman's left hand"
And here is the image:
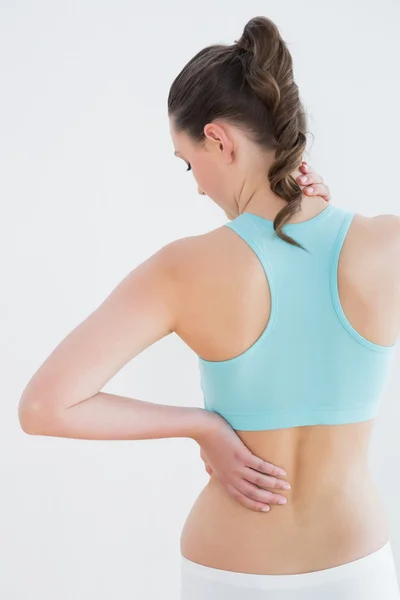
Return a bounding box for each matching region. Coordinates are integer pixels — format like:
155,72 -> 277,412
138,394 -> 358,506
296,161 -> 331,203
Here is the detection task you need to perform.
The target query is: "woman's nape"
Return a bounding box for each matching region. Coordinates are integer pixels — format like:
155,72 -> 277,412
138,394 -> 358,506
170,119 -> 328,225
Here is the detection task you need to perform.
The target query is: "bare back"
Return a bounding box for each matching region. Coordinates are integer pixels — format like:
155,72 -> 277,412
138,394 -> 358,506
173,204 -> 400,574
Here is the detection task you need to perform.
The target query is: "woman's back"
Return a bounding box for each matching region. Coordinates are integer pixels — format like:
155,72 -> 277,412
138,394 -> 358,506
172,197 -> 400,574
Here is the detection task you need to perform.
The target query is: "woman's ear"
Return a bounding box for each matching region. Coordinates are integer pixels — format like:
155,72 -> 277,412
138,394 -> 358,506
204,122 -> 233,162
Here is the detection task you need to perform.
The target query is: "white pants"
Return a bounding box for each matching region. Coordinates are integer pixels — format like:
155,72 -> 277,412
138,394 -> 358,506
180,540 -> 400,599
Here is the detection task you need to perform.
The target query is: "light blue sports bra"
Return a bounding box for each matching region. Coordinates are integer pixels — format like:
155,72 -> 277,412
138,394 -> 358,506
198,203 -> 397,431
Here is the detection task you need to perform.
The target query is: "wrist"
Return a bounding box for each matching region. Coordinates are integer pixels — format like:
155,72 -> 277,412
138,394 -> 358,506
190,408 -> 220,445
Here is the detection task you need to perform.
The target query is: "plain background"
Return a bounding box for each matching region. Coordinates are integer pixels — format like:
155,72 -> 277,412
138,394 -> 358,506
1,1 -> 399,598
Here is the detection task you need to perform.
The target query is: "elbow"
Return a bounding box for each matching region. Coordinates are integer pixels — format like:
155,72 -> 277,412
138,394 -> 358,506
18,394 -> 53,435
18,400 -> 42,435
19,418 -> 39,435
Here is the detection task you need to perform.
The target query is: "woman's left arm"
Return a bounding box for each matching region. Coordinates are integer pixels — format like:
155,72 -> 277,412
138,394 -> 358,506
18,239 -> 210,442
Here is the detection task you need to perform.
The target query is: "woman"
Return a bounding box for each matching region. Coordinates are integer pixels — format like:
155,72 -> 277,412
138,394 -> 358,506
18,15 -> 400,600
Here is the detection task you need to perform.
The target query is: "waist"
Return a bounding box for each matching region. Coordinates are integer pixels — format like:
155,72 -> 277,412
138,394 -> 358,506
180,468 -> 391,574
181,540 -> 397,591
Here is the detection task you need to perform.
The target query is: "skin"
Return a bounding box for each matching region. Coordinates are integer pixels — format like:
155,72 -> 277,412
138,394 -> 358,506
18,117 -> 400,574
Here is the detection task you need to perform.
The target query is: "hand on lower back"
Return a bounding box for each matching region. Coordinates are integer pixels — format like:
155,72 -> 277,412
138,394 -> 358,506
197,412 -> 291,513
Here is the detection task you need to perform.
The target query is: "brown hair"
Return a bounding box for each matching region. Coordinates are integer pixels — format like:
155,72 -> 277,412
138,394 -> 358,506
168,15 -> 308,249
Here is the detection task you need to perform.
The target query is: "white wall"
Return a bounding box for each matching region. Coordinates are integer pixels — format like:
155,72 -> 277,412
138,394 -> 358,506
1,1 -> 399,598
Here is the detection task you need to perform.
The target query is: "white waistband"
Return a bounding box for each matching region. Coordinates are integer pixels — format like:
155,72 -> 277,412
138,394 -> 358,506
181,540 -> 396,590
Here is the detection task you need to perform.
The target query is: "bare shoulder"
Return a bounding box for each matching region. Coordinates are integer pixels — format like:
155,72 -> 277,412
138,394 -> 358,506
160,224 -> 235,278
160,223 -> 262,351
353,212 -> 400,247
368,212 -> 400,234
350,212 -> 400,283
158,224 -> 248,328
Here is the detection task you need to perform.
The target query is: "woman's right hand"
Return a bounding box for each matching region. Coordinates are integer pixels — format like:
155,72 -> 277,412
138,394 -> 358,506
296,161 -> 331,203
196,412 -> 291,513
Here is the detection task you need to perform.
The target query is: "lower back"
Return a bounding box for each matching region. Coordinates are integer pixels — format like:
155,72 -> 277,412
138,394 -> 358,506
180,420 -> 391,574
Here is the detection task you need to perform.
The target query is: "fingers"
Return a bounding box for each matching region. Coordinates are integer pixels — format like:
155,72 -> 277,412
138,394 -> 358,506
297,170 -> 323,187
299,161 -> 318,177
248,455 -> 287,478
238,479 -> 288,506
303,182 -> 330,201
225,483 -> 271,512
296,162 -> 330,202
243,467 -> 291,491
